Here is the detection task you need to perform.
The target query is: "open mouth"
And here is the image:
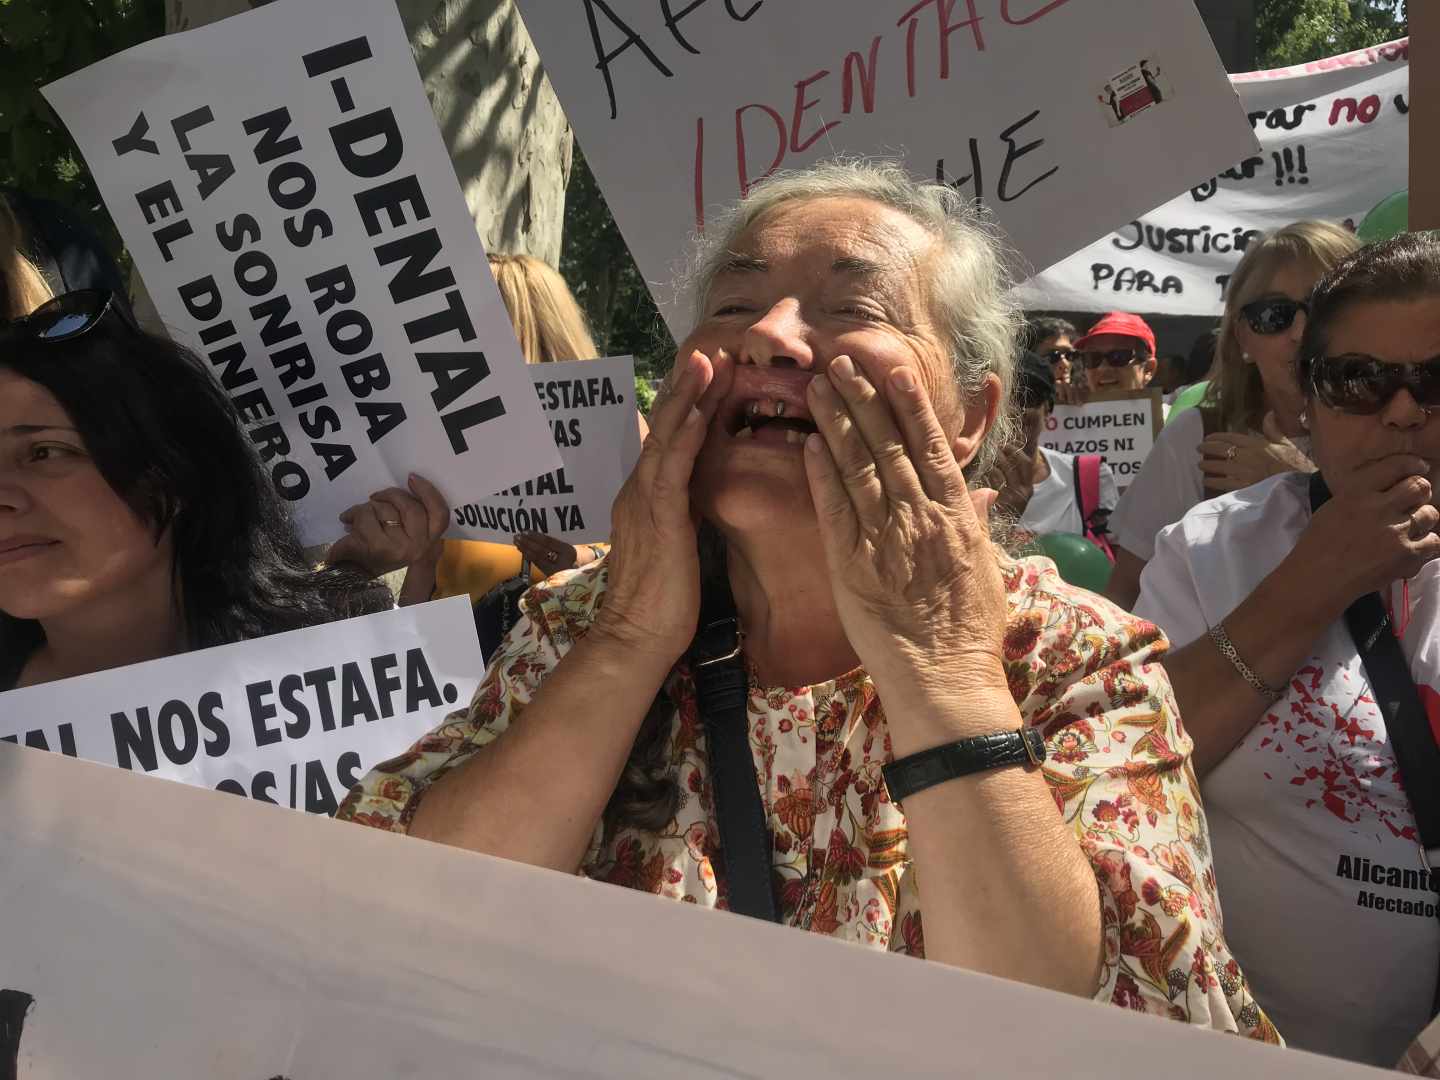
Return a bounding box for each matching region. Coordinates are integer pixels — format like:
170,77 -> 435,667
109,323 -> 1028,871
728,398 -> 819,446
735,403 -> 819,444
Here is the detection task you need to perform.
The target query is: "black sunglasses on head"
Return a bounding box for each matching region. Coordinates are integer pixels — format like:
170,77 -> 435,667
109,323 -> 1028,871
1242,296 -> 1308,336
1307,353 -> 1440,415
1079,348 -> 1149,370
0,289 -> 135,344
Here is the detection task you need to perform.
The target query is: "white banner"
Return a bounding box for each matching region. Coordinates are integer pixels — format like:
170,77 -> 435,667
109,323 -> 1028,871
42,0 -> 561,547
1039,390 -> 1165,492
453,356 -> 642,543
514,0 -> 1259,337
1017,40 -> 1410,315
0,740 -> 1387,1078
0,596 -> 482,816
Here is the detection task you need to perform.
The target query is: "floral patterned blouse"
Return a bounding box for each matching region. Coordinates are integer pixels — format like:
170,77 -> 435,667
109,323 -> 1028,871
338,556 -> 1278,1041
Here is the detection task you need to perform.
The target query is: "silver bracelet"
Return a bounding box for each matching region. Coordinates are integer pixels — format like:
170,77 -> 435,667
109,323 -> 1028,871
1207,622 -> 1287,701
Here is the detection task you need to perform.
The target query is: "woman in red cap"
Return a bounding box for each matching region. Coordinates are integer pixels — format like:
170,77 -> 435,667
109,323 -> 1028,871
1072,311 -> 1159,396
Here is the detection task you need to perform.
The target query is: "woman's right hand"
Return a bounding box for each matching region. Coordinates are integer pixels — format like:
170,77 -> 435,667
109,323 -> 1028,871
1293,454 -> 1440,601
589,348 -> 734,664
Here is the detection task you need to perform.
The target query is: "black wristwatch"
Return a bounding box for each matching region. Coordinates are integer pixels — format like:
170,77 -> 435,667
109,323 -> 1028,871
882,729 -> 1046,806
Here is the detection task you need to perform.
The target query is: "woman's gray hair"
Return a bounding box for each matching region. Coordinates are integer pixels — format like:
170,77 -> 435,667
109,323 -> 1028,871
684,158 -> 1021,477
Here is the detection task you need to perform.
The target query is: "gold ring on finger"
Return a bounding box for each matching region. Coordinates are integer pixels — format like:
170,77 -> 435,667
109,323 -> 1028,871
381,519 -> 402,527
1225,445 -> 1238,461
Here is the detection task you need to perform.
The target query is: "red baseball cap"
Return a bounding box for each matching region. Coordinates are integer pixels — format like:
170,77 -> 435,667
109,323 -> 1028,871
1076,312 -> 1156,356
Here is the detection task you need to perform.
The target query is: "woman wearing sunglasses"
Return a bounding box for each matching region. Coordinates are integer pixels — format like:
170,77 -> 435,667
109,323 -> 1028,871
1103,222 -> 1358,608
0,290 -> 416,691
1132,233 -> 1440,1066
1025,315 -> 1077,385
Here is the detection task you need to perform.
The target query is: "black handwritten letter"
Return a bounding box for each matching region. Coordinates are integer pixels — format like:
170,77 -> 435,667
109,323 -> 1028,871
582,0 -> 675,121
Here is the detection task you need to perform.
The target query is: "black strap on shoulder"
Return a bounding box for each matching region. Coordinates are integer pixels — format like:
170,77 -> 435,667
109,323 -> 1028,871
1311,474 -> 1440,1016
1071,455 -> 1086,524
1311,474 -> 1440,849
687,574 -> 781,922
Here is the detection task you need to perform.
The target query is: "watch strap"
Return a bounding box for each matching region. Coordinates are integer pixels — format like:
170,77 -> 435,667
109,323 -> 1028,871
882,729 -> 1046,806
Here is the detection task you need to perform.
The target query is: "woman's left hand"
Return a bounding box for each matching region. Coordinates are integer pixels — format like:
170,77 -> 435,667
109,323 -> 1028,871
804,357 -> 1005,718
327,473 -> 449,578
1199,412 -> 1315,493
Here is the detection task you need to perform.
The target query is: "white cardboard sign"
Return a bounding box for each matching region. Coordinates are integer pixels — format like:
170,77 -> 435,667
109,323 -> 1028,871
452,356 -> 642,543
0,596 -> 482,816
42,0 -> 561,546
1039,389 -> 1165,492
1017,40 -> 1410,315
0,739 -> 1393,1078
514,0 -> 1259,336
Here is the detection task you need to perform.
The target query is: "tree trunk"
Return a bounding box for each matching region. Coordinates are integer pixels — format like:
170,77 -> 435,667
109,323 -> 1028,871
166,0 -> 572,263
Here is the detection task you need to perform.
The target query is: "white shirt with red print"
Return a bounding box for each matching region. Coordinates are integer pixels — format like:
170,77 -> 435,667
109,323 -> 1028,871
1136,471 -> 1440,1067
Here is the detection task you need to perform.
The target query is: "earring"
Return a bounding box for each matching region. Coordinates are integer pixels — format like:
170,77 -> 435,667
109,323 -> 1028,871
1298,409 -> 1309,430
1241,351 -> 1251,363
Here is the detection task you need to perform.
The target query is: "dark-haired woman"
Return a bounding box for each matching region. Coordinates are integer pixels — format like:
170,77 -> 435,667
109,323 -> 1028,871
0,291 -> 431,691
1134,232 -> 1440,1065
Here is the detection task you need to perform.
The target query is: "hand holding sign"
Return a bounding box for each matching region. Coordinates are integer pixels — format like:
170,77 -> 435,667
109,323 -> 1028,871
514,532 -> 580,576
328,472 -> 449,577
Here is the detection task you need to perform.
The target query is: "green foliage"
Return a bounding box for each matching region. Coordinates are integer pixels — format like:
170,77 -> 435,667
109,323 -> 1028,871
1256,0 -> 1407,67
632,373 -> 657,415
0,0 -> 163,236
560,145 -> 676,381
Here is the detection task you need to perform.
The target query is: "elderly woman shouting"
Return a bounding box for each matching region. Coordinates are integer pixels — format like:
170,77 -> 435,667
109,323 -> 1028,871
340,162 -> 1273,1036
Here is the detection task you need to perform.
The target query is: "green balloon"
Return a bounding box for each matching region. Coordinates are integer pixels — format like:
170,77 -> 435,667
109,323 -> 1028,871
1357,190 -> 1409,245
1169,379 -> 1209,416
1034,532 -> 1113,593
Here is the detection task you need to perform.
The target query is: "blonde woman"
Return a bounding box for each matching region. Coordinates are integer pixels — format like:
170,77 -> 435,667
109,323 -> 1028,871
1106,221 -> 1359,608
488,253 -> 599,366
405,255 -> 619,607
1,196 -> 53,318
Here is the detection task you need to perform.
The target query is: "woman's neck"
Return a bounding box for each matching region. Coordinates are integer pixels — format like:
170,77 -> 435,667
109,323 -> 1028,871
1262,384 -> 1308,439
1031,446 -> 1051,483
21,566 -> 186,688
723,524 -> 859,689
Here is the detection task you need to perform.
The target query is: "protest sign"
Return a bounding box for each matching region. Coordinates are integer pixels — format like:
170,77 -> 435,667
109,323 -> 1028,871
1018,40 -> 1410,315
513,0 -> 1258,337
1040,389 -> 1164,492
41,0 -> 561,546
452,356 -> 642,543
0,742 -> 1388,1078
0,596 -> 480,816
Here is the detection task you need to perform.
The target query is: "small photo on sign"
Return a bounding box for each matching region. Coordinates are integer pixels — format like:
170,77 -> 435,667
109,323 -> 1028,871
1097,56 -> 1173,127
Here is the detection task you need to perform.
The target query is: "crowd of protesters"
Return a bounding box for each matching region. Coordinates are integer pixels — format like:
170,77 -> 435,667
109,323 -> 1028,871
3,155 -> 1439,1069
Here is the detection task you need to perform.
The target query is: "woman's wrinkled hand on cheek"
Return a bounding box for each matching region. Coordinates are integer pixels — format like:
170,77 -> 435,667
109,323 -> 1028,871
589,347 -> 735,666
802,356 -> 1008,710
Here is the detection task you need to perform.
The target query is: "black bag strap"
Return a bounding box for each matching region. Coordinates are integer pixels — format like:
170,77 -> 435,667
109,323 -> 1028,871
1071,455 -> 1087,525
686,575 -> 781,922
1311,474 -> 1440,850
501,558 -> 532,636
1311,474 -> 1440,1017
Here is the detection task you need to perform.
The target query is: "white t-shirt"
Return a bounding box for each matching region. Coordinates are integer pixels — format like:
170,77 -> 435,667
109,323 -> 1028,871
1109,405 -> 1206,560
1019,447 -> 1118,536
1135,472 -> 1440,1066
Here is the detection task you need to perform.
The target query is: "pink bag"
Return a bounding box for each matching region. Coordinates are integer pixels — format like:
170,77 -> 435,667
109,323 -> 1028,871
1072,454 -> 1116,564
